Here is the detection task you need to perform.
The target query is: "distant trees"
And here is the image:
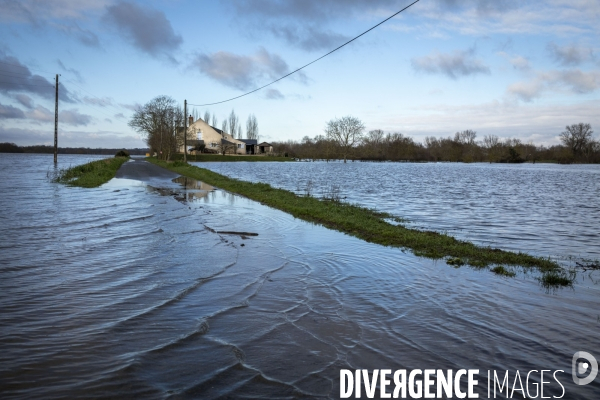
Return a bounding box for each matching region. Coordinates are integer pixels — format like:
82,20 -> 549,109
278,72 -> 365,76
203,110 -> 210,123
325,116 -> 365,163
228,110 -> 240,139
221,119 -> 228,135
482,134 -> 501,162
246,114 -> 259,140
128,95 -> 191,160
272,129 -> 600,164
0,142 -> 23,153
560,123 -> 594,157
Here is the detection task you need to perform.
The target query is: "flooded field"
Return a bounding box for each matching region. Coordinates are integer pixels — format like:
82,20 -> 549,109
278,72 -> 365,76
1,154 -> 599,399
198,161 -> 600,264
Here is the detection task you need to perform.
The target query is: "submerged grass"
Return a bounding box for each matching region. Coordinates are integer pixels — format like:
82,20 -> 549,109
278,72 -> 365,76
538,271 -> 574,289
491,265 -> 517,277
148,158 -> 573,287
52,157 -> 129,188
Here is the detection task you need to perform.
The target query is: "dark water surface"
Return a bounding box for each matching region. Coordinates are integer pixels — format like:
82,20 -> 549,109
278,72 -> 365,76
198,161 -> 600,264
1,154 -> 599,399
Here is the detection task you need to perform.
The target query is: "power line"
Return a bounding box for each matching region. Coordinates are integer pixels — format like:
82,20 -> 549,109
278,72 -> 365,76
188,0 -> 420,107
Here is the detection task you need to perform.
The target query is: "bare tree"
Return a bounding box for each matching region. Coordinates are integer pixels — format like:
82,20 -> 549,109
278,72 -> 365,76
246,114 -> 259,140
203,110 -> 210,123
460,129 -> 477,145
367,129 -> 385,144
192,108 -> 199,121
560,123 -> 593,156
363,129 -> 385,159
483,134 -> 501,162
211,114 -> 217,127
219,139 -> 237,155
237,125 -> 242,140
228,110 -> 239,139
221,119 -> 229,135
128,95 -> 183,160
325,116 -> 365,163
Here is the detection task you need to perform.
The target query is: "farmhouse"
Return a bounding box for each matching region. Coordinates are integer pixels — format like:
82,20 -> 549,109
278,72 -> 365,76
179,116 -> 246,154
179,116 -> 274,155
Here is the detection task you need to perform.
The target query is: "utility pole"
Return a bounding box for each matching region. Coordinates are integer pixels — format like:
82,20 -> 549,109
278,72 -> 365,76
54,74 -> 59,164
183,99 -> 187,162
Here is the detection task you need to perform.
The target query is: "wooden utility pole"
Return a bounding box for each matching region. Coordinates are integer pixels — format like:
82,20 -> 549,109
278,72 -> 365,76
183,99 -> 187,162
54,74 -> 59,163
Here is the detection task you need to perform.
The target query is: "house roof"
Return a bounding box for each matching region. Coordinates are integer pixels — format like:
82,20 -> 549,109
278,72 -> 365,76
221,138 -> 236,145
258,142 -> 273,147
211,126 -> 225,135
240,139 -> 257,145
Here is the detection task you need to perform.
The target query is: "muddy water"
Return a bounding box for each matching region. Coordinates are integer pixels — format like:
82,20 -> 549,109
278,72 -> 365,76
1,154 -> 599,399
198,161 -> 600,264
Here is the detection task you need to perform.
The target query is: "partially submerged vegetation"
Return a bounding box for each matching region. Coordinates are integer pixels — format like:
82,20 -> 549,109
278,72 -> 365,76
52,156 -> 129,188
148,158 -> 574,287
491,265 -> 517,277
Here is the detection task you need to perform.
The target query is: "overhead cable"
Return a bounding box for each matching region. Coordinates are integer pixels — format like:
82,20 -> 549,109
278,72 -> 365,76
188,0 -> 420,107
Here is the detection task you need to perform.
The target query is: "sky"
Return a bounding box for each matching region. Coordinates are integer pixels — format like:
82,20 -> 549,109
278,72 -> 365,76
0,0 -> 599,148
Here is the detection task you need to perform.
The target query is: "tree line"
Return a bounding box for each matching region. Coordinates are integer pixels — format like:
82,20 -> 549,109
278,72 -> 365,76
0,142 -> 148,155
273,117 -> 599,164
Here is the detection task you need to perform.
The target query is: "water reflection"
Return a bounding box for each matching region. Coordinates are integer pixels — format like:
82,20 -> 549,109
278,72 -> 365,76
145,176 -> 215,203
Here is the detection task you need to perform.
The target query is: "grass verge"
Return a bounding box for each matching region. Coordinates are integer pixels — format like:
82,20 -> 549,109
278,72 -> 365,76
52,157 -> 129,188
148,158 -> 573,287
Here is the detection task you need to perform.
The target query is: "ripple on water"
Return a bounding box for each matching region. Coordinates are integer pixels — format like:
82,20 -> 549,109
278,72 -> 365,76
0,155 -> 599,399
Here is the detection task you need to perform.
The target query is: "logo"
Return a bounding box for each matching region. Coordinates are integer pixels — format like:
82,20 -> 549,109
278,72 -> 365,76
572,351 -> 598,386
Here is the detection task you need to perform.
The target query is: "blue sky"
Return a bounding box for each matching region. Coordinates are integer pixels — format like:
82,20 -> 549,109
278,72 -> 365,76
1,0 -> 599,148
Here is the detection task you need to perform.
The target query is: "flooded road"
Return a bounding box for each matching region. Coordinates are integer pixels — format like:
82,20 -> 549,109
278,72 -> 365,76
1,155 -> 599,399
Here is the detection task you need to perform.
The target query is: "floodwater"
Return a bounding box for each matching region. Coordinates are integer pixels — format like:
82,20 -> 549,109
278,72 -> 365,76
198,161 -> 600,264
1,154 -> 599,399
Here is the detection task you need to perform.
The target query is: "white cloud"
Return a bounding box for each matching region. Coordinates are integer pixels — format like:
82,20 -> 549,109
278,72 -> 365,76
498,52 -> 531,71
103,1 -> 182,58
24,105 -> 93,126
395,0 -> 600,37
380,99 -> 600,146
265,88 -> 284,100
507,69 -> 600,101
412,49 -> 490,79
547,43 -> 595,66
0,126 -> 145,147
191,47 -> 304,90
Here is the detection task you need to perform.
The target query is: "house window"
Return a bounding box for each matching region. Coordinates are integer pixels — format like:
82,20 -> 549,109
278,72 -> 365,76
237,144 -> 243,149
211,142 -> 217,148
197,130 -> 202,140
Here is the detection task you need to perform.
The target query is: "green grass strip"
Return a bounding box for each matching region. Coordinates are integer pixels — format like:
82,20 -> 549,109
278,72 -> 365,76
147,158 -> 572,286
172,153 -> 294,162
53,157 -> 129,188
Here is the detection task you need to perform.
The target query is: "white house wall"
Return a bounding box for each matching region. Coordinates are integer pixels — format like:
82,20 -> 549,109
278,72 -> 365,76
189,118 -> 246,154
